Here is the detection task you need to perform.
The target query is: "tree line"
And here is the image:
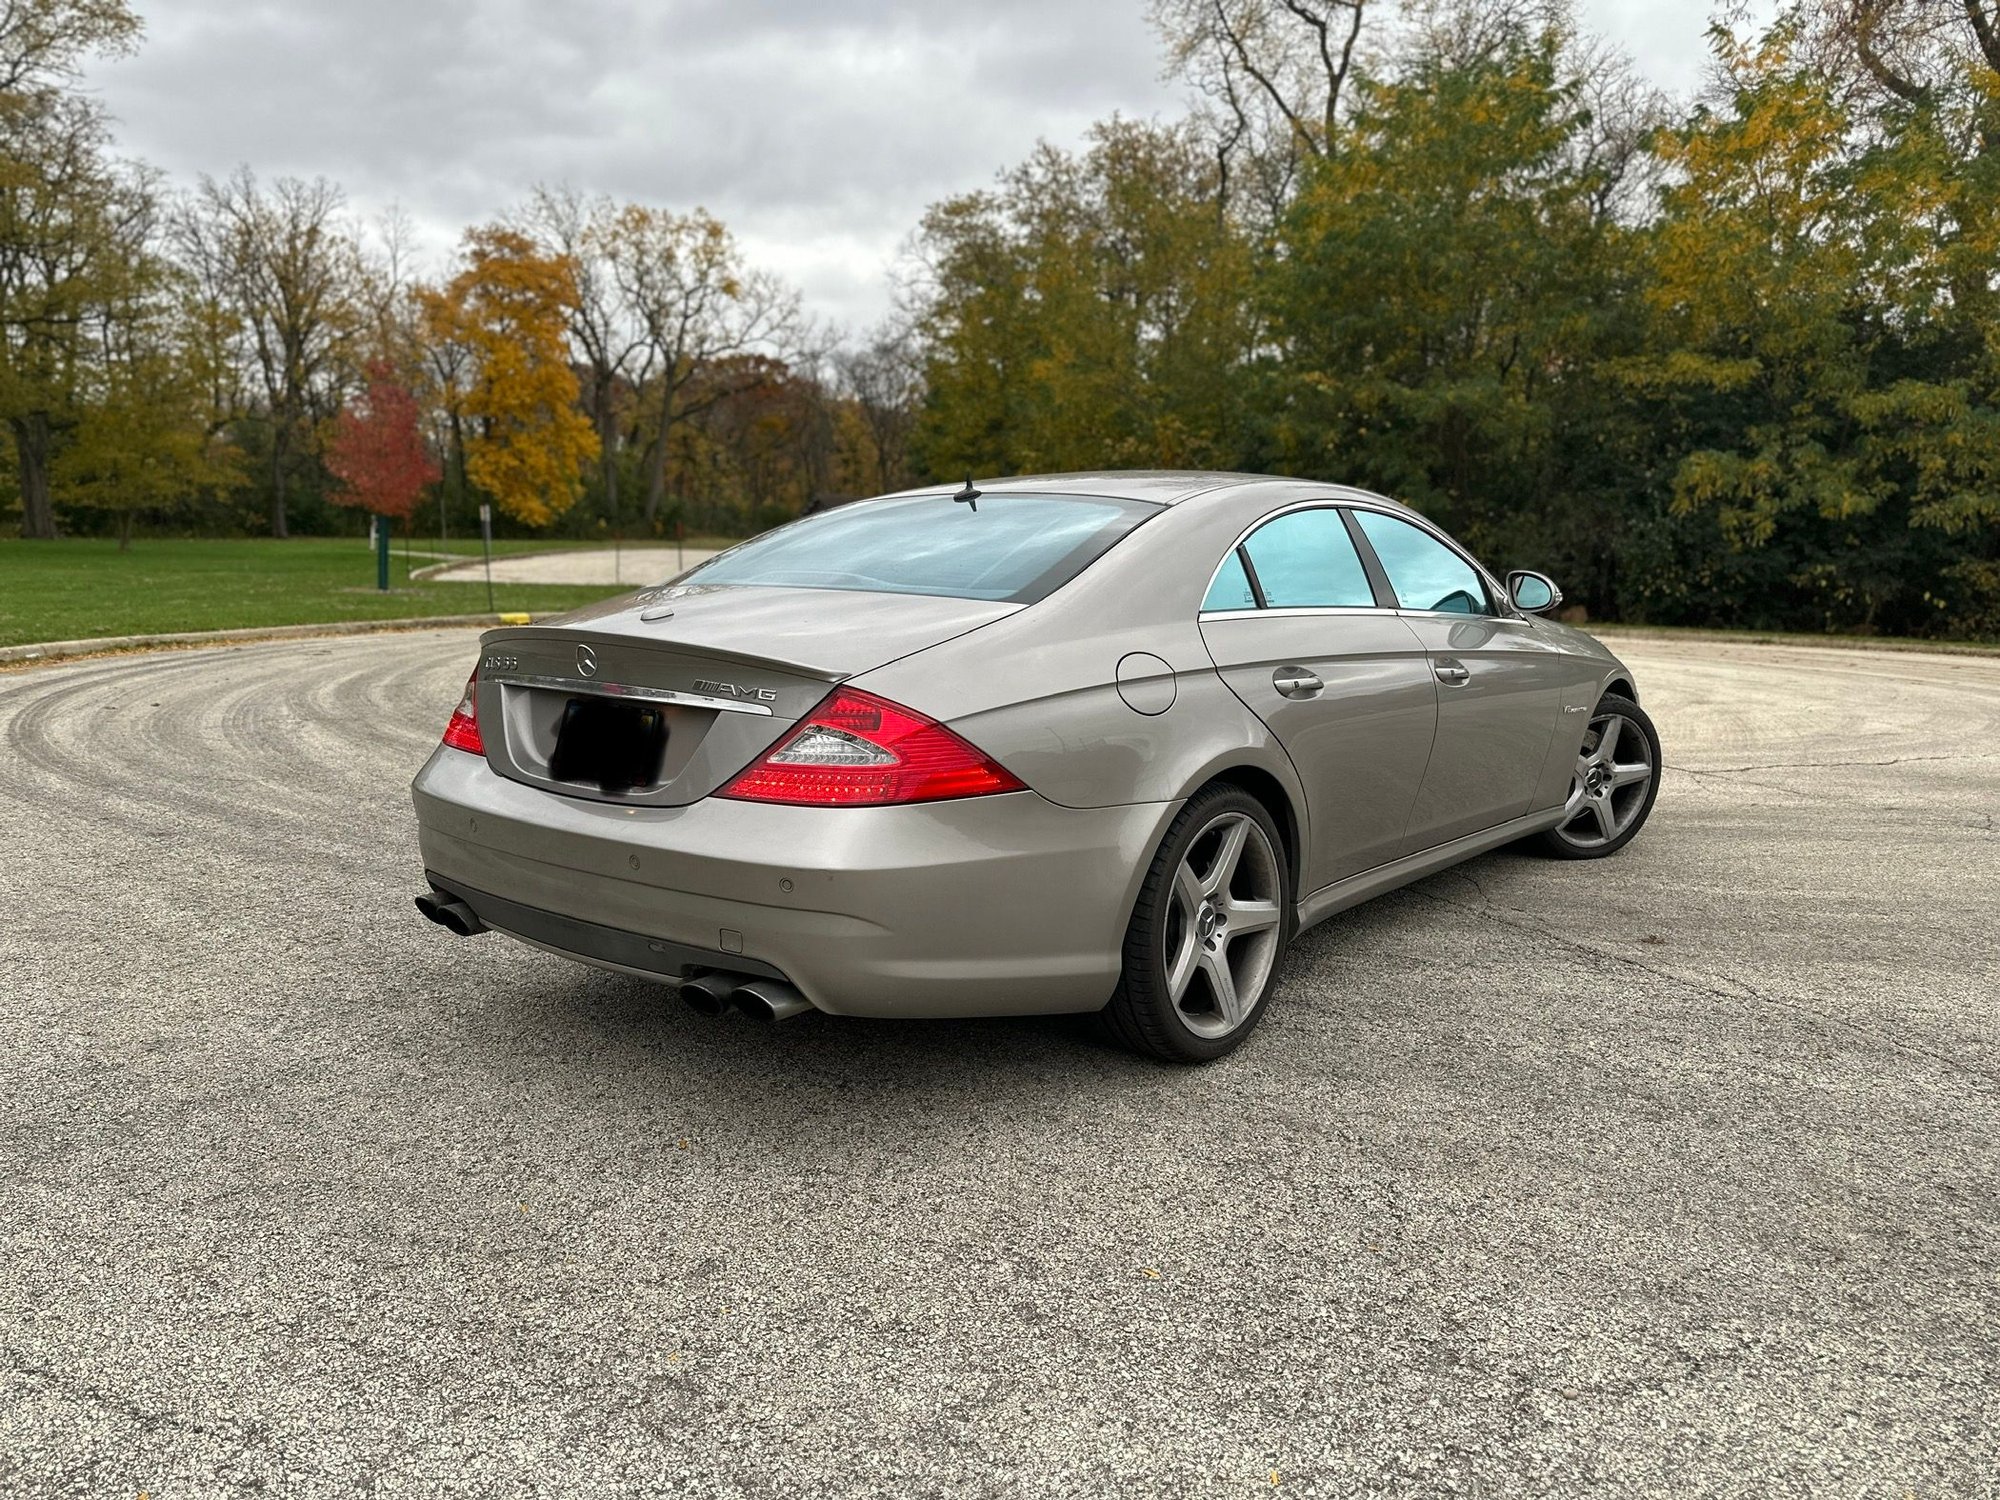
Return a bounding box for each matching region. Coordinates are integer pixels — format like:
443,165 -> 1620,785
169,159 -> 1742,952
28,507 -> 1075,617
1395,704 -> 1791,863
0,0 -> 913,549
910,0 -> 2000,638
3,0 -> 1997,638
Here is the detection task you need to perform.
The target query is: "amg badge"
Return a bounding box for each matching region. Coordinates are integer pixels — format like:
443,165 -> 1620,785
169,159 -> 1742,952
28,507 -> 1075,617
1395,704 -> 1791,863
694,678 -> 777,703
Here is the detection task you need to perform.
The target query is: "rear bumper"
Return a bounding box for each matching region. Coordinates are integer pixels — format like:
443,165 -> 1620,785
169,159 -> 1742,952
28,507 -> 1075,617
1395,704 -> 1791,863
411,747 -> 1172,1018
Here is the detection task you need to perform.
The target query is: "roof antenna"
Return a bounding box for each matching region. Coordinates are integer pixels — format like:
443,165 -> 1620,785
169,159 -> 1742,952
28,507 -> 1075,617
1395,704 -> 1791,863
953,475 -> 980,513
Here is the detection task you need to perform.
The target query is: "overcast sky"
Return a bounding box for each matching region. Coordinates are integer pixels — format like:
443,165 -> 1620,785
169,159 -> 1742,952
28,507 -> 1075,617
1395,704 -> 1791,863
88,1 -> 1768,333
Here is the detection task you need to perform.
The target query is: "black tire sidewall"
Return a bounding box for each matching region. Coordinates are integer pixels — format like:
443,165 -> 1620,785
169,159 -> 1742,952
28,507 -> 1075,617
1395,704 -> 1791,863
1108,786 -> 1293,1064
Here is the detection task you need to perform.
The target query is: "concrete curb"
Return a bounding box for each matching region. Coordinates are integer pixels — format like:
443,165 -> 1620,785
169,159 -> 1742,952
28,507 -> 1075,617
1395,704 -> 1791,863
1588,625 -> 2000,660
0,614 -> 541,670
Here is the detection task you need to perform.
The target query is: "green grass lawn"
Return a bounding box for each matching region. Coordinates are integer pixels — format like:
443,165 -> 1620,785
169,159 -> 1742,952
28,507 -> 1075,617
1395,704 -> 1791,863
0,538 -> 634,647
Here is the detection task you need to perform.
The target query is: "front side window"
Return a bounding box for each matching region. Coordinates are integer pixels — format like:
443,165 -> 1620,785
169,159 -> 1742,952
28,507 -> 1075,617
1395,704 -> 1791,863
1237,508 -> 1376,609
680,492 -> 1158,604
1353,511 -> 1493,616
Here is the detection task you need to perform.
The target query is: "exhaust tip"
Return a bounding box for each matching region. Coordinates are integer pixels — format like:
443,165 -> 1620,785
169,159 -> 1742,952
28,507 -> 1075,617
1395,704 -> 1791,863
678,971 -> 739,1017
731,979 -> 814,1023
414,891 -> 484,937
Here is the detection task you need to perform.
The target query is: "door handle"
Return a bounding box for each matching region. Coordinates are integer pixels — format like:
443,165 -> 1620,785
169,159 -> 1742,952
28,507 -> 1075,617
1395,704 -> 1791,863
1272,666 -> 1323,699
1434,661 -> 1470,685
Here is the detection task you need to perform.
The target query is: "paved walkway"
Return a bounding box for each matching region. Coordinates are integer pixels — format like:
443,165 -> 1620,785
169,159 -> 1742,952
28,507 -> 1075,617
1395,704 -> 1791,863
425,546 -> 725,586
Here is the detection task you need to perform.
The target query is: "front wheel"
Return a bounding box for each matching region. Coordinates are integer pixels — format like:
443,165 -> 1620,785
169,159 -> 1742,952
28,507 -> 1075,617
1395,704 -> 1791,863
1534,693 -> 1661,859
1101,785 -> 1293,1064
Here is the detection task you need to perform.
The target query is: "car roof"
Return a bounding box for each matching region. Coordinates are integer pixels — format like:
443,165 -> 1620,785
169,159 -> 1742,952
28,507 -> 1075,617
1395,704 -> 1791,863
884,469 -> 1421,513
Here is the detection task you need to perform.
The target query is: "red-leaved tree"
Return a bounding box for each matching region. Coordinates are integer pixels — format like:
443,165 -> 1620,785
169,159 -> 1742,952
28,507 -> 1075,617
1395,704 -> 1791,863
327,361 -> 440,519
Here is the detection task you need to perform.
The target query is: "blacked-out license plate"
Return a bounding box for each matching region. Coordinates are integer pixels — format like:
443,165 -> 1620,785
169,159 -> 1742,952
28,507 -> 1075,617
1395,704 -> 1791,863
549,697 -> 668,792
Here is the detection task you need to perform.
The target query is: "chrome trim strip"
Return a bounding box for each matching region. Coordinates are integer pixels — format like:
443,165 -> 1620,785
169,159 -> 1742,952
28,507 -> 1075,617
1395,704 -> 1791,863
1198,605 -> 1385,621
489,672 -> 776,716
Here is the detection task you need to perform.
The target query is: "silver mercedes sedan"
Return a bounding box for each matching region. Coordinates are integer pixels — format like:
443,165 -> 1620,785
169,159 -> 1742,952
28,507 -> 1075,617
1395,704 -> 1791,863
412,471 -> 1659,1062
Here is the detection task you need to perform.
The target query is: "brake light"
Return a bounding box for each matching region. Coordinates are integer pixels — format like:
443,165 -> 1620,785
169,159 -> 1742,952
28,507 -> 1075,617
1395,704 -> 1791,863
441,668 -> 483,755
717,687 -> 1025,806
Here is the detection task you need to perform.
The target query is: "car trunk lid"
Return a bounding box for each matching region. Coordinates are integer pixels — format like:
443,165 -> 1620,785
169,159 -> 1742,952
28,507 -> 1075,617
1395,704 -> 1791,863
472,585 -> 1018,807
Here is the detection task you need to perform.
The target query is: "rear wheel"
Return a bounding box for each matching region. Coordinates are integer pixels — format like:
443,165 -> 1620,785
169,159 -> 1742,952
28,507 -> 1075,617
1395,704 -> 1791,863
1101,785 -> 1292,1064
1535,693 -> 1660,859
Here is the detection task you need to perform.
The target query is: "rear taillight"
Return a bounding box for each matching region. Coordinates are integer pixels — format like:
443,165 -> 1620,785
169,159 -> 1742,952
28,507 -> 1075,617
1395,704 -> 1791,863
441,668 -> 483,755
717,687 -> 1025,807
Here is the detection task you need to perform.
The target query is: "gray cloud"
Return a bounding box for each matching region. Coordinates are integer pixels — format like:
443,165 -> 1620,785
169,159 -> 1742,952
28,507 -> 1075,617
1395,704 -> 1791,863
88,1 -> 1748,330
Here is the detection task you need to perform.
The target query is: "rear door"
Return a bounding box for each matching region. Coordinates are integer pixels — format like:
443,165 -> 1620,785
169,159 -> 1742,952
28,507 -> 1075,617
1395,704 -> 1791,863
1197,506 -> 1439,890
1347,508 -> 1568,849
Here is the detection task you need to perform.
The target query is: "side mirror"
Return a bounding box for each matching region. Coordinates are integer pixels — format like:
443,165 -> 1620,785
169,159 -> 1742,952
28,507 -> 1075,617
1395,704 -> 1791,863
1507,570 -> 1562,615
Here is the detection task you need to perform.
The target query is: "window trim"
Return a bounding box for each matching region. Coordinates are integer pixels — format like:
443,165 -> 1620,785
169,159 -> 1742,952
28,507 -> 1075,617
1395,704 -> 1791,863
1197,498 -> 1514,623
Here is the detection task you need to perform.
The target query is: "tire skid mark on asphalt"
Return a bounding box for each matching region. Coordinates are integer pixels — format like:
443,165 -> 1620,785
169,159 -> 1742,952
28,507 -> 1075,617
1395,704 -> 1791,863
0,636 -> 466,867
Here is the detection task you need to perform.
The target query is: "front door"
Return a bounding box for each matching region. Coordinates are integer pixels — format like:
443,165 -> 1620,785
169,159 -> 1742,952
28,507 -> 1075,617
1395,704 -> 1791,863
1198,506 -> 1440,891
1348,509 -> 1567,850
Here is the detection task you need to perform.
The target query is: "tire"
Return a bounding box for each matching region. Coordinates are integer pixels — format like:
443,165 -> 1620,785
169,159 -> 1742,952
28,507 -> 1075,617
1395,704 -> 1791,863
1100,784 -> 1294,1064
1533,693 -> 1661,860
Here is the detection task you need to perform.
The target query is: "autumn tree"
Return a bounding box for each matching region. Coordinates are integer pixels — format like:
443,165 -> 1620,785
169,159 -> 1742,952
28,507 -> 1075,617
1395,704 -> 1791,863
911,118 -> 1259,478
1620,20 -> 2000,632
417,226 -> 593,528
598,205 -> 801,526
1150,0 -> 1370,219
837,320 -> 924,492
0,0 -> 143,537
1261,25 -> 1641,565
519,186 -> 647,521
326,358 -> 438,523
178,170 -> 362,537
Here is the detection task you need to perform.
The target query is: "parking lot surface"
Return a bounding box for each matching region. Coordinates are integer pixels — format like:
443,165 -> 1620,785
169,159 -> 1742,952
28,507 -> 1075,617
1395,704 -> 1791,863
1,630 -> 1995,1497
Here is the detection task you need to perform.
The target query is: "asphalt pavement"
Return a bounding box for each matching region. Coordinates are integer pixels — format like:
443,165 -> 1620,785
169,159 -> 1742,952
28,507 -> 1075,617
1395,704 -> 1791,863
1,631 -> 1995,1497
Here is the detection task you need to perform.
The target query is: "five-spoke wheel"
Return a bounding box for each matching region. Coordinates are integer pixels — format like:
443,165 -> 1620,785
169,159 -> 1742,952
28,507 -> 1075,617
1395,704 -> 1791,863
1538,693 -> 1661,859
1162,810 -> 1285,1040
1104,785 -> 1294,1063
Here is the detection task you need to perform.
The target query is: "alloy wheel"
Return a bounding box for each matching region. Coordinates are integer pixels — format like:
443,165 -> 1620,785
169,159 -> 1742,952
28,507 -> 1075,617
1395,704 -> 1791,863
1161,811 -> 1284,1039
1554,711 -> 1655,849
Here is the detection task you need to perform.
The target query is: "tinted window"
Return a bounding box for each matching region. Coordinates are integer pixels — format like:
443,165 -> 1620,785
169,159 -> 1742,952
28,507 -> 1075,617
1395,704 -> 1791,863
1353,511 -> 1493,615
682,493 -> 1157,604
1240,508 -> 1376,609
1203,550 -> 1258,611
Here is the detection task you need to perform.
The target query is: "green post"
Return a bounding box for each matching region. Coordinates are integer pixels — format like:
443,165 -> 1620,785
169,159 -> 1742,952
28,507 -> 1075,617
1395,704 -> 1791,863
479,503 -> 496,614
375,515 -> 391,591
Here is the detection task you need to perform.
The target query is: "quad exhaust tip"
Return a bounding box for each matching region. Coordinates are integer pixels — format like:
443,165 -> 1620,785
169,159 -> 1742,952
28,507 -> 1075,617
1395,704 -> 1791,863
415,890 -> 485,937
678,971 -> 814,1022
677,971 -> 739,1017
730,978 -> 814,1023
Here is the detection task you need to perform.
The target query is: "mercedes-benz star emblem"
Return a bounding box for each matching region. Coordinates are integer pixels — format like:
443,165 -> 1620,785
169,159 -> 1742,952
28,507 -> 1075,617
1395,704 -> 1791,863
576,643 -> 598,677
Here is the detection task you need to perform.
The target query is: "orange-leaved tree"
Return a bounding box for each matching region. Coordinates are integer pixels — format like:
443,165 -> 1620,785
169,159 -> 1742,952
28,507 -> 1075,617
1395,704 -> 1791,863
326,359 -> 439,521
417,227 -> 594,526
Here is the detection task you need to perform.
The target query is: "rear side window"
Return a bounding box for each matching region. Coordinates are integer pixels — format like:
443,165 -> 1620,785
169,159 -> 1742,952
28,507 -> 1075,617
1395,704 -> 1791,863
682,493 -> 1158,604
1239,508 -> 1375,609
1353,511 -> 1493,616
1203,550 -> 1258,611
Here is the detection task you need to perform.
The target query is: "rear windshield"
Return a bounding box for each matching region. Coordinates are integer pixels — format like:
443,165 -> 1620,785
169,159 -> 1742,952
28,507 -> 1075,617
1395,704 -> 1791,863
679,492 -> 1159,603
